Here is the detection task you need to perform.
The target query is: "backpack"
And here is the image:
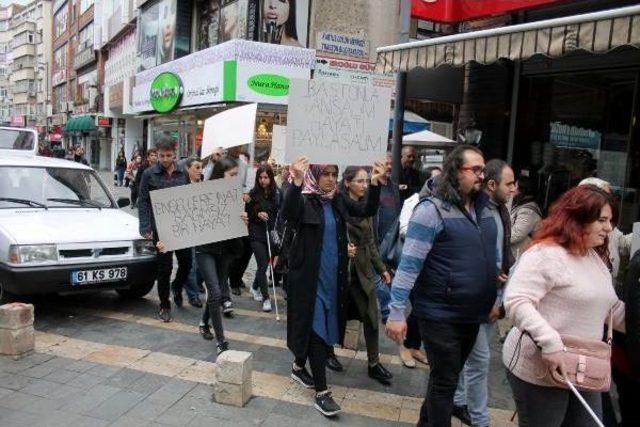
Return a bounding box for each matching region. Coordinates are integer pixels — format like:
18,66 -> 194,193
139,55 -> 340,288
379,196 -> 430,270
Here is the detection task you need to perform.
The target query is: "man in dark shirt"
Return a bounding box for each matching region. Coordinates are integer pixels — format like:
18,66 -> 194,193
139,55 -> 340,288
138,138 -> 190,322
399,146 -> 421,202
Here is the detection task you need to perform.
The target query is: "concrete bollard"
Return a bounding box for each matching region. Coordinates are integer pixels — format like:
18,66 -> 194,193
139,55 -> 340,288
342,320 -> 361,351
213,350 -> 252,407
0,303 -> 35,359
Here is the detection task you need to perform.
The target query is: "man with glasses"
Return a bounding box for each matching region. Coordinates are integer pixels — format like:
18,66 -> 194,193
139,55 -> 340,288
386,145 -> 500,427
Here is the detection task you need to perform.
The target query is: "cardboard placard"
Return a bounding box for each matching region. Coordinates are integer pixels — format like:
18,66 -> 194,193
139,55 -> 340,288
150,177 -> 247,251
285,79 -> 391,166
270,125 -> 286,165
201,103 -> 258,157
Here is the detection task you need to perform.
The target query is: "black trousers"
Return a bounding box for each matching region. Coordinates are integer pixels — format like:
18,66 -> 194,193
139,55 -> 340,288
229,237 -> 253,289
155,246 -> 192,309
417,319 -> 479,427
250,240 -> 270,300
404,312 -> 422,350
171,248 -> 192,296
296,332 -> 330,393
613,367 -> 640,427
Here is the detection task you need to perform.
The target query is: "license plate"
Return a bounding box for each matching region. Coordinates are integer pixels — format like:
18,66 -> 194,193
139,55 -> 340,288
71,267 -> 128,285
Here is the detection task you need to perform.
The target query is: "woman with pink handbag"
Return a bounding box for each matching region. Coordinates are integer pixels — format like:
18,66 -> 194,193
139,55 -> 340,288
502,184 -> 626,426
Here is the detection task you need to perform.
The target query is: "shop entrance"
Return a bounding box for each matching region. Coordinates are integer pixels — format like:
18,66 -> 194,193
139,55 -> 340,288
514,69 -> 639,232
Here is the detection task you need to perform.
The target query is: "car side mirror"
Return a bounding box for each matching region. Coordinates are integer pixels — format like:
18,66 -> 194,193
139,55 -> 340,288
116,197 -> 130,208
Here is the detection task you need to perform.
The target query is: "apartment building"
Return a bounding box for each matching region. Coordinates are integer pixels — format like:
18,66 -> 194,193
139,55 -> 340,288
0,4 -> 20,126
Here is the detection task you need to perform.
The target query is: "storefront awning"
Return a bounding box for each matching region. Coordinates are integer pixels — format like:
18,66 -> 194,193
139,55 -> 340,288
377,5 -> 640,73
64,116 -> 97,132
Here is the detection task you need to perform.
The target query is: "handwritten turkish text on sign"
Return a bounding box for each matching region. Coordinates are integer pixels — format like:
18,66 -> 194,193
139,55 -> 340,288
150,178 -> 247,252
285,79 -> 392,165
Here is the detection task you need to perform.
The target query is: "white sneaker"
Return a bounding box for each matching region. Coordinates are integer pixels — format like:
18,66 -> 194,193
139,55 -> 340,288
222,300 -> 234,314
250,287 -> 262,302
262,299 -> 272,312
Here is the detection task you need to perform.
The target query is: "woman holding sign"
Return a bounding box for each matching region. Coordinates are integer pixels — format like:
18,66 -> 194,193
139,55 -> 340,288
195,157 -> 243,355
283,156 -> 386,417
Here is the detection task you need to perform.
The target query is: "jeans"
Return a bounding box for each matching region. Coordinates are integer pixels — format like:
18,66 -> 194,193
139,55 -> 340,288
417,319 -> 479,427
229,237 -> 252,289
116,168 -> 125,186
507,370 -> 602,427
250,240 -> 270,300
375,276 -> 390,321
184,248 -> 202,301
196,252 -> 226,344
156,250 -> 173,309
453,322 -> 494,426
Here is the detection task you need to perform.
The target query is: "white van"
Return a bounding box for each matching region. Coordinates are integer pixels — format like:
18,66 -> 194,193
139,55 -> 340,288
0,127 -> 157,303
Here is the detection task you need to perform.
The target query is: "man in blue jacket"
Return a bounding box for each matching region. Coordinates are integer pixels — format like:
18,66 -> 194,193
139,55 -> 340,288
386,145 -> 498,427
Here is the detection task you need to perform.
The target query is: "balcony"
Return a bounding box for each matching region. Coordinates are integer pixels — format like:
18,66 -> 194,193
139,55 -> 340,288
11,59 -> 35,72
12,92 -> 34,104
10,68 -> 35,82
11,21 -> 36,33
74,46 -> 96,70
12,44 -> 36,59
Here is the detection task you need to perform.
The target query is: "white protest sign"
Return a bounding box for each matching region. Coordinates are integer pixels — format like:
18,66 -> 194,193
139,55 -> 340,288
150,177 -> 247,252
201,103 -> 258,157
270,125 -> 286,165
285,79 -> 391,165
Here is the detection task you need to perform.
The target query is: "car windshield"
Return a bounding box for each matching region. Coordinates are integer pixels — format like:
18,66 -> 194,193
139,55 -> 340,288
0,166 -> 114,209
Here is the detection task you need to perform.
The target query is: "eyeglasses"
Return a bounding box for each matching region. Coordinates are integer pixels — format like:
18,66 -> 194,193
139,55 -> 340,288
459,166 -> 486,176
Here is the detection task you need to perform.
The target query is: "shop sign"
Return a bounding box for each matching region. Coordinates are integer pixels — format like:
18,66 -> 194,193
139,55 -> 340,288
74,47 -> 96,70
96,116 -> 112,127
109,82 -> 124,109
549,121 -> 601,150
316,31 -> 369,60
314,56 -> 395,93
150,72 -> 183,113
247,74 -> 289,97
10,116 -> 25,127
52,69 -> 67,87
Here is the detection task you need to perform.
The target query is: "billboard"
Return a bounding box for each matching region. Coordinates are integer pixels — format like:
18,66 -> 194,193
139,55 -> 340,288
257,0 -> 309,48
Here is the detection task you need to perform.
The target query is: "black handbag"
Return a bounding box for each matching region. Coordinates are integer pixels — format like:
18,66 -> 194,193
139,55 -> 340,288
379,217 -> 403,270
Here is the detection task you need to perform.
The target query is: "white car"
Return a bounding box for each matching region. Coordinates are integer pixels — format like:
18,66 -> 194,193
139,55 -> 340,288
0,127 -> 157,304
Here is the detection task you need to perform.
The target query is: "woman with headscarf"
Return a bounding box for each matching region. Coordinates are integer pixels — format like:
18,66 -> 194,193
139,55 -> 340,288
283,156 -> 386,417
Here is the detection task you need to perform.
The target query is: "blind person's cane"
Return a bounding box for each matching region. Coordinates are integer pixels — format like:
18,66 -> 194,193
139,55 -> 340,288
565,379 -> 605,427
265,225 -> 280,321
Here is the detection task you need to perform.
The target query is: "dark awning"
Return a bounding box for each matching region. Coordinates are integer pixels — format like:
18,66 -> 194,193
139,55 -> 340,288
64,116 -> 97,132
376,5 -> 640,73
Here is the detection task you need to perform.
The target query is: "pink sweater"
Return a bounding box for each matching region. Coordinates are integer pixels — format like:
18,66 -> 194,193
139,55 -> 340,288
502,243 -> 625,387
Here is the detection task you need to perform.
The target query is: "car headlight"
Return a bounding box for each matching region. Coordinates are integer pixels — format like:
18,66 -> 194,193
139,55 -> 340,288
133,240 -> 156,256
9,245 -> 58,265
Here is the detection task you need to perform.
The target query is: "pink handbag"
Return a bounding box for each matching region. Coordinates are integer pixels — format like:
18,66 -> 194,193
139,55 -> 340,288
543,312 -> 613,392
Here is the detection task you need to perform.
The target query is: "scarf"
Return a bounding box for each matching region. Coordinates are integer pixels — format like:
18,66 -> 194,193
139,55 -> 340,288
301,164 -> 337,200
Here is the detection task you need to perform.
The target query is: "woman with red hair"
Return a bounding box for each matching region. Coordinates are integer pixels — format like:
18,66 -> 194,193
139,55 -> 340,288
502,185 -> 626,426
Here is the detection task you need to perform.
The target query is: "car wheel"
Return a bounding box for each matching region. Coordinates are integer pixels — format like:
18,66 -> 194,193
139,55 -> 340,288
0,281 -> 17,305
116,280 -> 156,299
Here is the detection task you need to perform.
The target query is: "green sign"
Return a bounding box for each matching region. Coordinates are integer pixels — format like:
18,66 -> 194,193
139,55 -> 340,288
247,74 -> 290,97
150,72 -> 183,113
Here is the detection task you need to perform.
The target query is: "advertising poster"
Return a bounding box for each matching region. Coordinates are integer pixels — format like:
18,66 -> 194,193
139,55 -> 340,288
285,79 -> 392,166
137,1 -> 159,71
198,0 -> 221,50
220,0 -> 250,42
150,177 -> 248,252
257,0 -> 309,47
157,0 -> 177,64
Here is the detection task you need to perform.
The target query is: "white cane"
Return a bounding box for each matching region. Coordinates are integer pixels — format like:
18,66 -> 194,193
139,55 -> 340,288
265,225 -> 280,321
565,379 -> 605,427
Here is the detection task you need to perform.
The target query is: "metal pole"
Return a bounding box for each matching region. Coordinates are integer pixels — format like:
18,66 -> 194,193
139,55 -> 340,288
391,0 -> 412,183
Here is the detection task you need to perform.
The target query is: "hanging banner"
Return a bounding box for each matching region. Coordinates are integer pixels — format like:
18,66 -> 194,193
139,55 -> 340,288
285,79 -> 392,165
150,177 -> 248,252
201,103 -> 258,157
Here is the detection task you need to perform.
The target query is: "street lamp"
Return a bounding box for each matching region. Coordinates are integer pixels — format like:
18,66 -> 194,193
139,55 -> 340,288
37,61 -> 50,140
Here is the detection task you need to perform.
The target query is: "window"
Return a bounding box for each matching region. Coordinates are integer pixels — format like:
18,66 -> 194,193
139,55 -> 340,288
54,45 -> 67,69
54,84 -> 67,112
54,4 -> 68,38
78,22 -> 94,50
80,0 -> 94,15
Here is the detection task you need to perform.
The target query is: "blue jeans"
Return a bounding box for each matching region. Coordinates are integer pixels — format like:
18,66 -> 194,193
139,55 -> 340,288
184,248 -> 202,301
454,322 -> 494,427
374,275 -> 390,321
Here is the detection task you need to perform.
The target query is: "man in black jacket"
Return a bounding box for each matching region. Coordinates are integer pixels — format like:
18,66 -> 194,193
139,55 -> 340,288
138,138 -> 190,322
399,146 -> 421,202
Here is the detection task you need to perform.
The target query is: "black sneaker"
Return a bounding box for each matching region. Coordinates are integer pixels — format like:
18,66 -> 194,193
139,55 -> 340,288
158,308 -> 172,323
217,341 -> 229,355
326,355 -> 343,372
452,404 -> 472,426
199,325 -> 213,341
291,366 -> 314,389
231,287 -> 241,296
368,363 -> 393,385
189,298 -> 203,308
314,391 -> 341,417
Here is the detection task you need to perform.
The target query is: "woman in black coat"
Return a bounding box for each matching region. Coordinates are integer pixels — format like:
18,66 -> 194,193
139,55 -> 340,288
245,164 -> 281,312
282,156 -> 386,417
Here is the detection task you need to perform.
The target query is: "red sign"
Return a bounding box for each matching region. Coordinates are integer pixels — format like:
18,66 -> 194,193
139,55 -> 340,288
96,116 -> 112,127
411,0 -> 563,23
10,116 -> 25,127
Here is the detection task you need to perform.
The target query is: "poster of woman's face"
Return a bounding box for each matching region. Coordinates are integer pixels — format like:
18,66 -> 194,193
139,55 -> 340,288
158,0 -> 177,63
259,0 -> 308,47
220,0 -> 249,42
198,0 -> 221,50
137,1 -> 159,71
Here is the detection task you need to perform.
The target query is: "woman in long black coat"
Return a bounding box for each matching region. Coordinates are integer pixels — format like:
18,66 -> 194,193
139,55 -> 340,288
282,156 -> 386,417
